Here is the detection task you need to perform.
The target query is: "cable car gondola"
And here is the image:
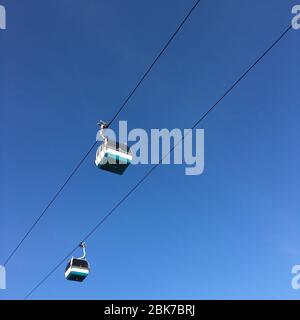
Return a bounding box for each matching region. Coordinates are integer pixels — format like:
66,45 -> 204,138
65,242 -> 90,282
95,121 -> 133,175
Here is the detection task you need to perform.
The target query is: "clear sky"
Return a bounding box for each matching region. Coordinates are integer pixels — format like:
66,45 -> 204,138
0,0 -> 299,300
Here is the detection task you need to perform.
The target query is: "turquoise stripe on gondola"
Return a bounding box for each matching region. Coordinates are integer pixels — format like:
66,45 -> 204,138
105,152 -> 131,163
67,271 -> 88,277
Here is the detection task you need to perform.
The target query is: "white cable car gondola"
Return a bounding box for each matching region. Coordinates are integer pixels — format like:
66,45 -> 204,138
65,242 -> 90,282
95,121 -> 133,175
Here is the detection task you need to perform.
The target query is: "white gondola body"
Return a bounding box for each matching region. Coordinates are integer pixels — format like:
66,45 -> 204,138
65,258 -> 90,282
95,139 -> 133,175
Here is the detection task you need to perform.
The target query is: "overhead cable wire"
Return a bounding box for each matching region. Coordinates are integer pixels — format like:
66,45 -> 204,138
24,24 -> 292,300
3,0 -> 202,267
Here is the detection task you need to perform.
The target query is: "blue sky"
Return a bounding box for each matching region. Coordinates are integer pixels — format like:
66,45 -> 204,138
0,0 -> 299,299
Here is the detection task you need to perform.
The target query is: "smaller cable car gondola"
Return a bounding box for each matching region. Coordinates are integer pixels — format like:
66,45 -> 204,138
65,242 -> 90,282
95,121 -> 133,175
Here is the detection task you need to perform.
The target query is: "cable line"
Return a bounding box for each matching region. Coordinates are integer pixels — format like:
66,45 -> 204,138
107,0 -> 202,127
3,0 -> 202,267
24,25 -> 292,300
3,142 -> 97,267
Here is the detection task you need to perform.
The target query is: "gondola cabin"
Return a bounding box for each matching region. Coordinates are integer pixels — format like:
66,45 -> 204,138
65,258 -> 89,282
95,139 -> 133,175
